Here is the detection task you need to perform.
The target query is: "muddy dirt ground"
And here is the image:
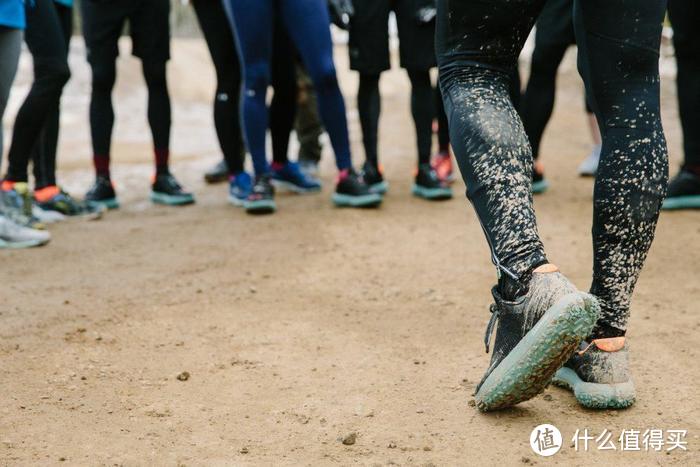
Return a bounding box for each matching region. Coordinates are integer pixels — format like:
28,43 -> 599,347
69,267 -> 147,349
1,39 -> 699,466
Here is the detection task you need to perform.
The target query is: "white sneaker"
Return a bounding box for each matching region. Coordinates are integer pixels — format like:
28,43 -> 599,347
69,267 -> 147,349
578,145 -> 601,177
0,214 -> 51,249
33,204 -> 66,224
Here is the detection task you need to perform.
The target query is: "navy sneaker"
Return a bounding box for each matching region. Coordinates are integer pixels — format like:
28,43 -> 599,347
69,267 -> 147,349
412,163 -> 452,200
270,161 -> 321,193
244,174 -> 276,214
228,171 -> 253,207
361,161 -> 388,195
151,173 -> 195,206
333,168 -> 383,208
85,176 -> 119,210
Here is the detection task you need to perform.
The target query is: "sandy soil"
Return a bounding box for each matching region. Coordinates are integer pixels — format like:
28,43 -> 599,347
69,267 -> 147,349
1,39 -> 699,466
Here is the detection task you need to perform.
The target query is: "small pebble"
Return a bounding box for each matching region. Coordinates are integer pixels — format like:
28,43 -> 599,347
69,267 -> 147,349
176,371 -> 190,381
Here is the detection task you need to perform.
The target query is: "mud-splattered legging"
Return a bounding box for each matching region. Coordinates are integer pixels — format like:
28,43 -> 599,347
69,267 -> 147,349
437,0 -> 668,333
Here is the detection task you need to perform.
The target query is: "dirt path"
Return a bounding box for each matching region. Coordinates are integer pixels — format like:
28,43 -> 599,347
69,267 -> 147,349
1,40 -> 699,466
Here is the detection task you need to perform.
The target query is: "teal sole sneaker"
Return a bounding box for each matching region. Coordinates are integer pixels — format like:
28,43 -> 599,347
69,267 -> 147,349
368,181 -> 388,195
662,195 -> 700,210
531,179 -> 549,194
332,192 -> 382,208
552,367 -> 635,409
475,292 -> 599,412
151,192 -> 195,206
244,199 -> 276,214
88,198 -> 120,210
411,184 -> 453,200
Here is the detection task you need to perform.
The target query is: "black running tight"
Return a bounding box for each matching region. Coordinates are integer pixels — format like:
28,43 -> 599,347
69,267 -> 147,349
437,0 -> 668,332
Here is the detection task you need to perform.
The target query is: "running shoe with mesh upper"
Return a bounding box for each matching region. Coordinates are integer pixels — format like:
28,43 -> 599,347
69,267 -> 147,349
0,214 -> 50,249
35,185 -> 103,219
0,181 -> 45,230
204,159 -> 229,184
32,204 -> 65,224
271,161 -> 322,193
474,264 -> 600,411
151,173 -> 195,206
228,171 -> 253,207
85,176 -> 119,210
245,174 -> 276,214
412,163 -> 452,200
662,168 -> 700,210
333,168 -> 383,208
432,150 -> 454,183
360,161 -> 388,195
552,337 -> 634,409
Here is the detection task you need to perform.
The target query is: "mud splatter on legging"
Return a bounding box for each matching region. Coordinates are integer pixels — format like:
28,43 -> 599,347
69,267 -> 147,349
436,0 -> 668,332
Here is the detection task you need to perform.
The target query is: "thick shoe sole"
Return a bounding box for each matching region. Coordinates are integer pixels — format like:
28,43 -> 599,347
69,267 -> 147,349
150,192 -> 195,206
244,199 -> 276,214
368,181 -> 388,195
87,198 -> 120,210
228,195 -> 246,207
661,195 -> 700,210
0,237 -> 50,249
531,180 -> 549,194
475,293 -> 599,412
552,367 -> 635,409
332,192 -> 383,208
271,179 -> 322,194
411,184 -> 453,200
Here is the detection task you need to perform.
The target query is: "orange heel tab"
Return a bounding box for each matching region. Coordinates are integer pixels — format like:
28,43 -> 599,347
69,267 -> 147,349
533,263 -> 559,273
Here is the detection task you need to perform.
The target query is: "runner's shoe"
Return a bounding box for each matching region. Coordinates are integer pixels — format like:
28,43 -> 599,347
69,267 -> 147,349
412,163 -> 452,200
34,185 -> 103,219
552,337 -> 635,409
361,161 -> 388,195
244,174 -> 276,214
228,171 -> 253,207
299,160 -> 319,179
204,160 -> 229,184
271,161 -> 322,193
532,161 -> 549,194
85,176 -> 119,210
32,204 -> 65,224
474,264 -> 599,411
333,168 -> 383,208
0,214 -> 50,249
578,145 -> 601,177
151,173 -> 195,206
662,168 -> 700,210
432,150 -> 454,183
0,181 -> 45,229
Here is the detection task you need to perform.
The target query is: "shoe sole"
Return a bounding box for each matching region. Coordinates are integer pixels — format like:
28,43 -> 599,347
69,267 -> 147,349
368,181 -> 388,195
552,367 -> 635,409
411,184 -> 453,200
332,192 -> 383,208
204,174 -> 228,184
244,199 -> 276,214
531,180 -> 549,194
228,195 -> 246,207
475,292 -> 599,412
87,198 -> 120,210
0,237 -> 50,249
661,195 -> 700,210
150,192 -> 195,206
271,179 -> 322,194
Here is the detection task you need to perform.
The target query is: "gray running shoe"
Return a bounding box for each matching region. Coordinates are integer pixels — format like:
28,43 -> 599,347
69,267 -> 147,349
0,182 -> 45,229
0,214 -> 50,249
578,145 -> 601,177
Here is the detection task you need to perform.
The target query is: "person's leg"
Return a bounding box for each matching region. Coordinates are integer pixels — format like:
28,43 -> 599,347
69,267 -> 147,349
5,0 -> 70,184
0,28 -> 22,162
406,69 -> 434,166
357,73 -> 381,167
434,86 -> 449,153
269,15 -> 296,166
295,63 -> 324,166
192,0 -> 245,176
574,0 -> 668,336
141,60 -> 171,175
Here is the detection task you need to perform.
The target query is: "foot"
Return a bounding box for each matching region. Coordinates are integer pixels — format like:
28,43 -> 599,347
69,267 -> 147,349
204,160 -> 229,184
662,168 -> 700,210
0,214 -> 50,249
35,185 -> 104,219
578,145 -> 601,177
474,265 -> 600,411
0,181 -> 45,230
532,161 -> 549,194
298,160 -> 319,179
270,161 -> 322,193
151,173 -> 195,206
333,168 -> 383,208
85,176 -> 120,210
32,204 -> 66,224
552,337 -> 634,409
412,163 -> 452,200
244,174 -> 276,214
432,150 -> 454,183
228,171 -> 253,207
360,161 -> 388,195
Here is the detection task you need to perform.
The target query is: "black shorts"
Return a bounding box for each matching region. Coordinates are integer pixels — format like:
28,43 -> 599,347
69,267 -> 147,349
81,0 -> 170,64
349,0 -> 436,73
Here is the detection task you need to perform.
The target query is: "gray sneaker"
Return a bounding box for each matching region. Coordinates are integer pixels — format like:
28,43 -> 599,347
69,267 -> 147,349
0,182 -> 45,229
578,145 -> 601,177
474,265 -> 600,411
32,204 -> 66,224
552,337 -> 635,409
0,214 -> 51,249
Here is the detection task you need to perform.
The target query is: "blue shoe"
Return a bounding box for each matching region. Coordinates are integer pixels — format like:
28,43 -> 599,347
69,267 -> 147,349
228,172 -> 253,207
271,161 -> 321,194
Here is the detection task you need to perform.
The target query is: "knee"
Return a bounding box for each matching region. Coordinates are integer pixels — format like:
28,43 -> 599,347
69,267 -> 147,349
34,58 -> 71,91
244,62 -> 271,99
308,61 -> 339,95
91,62 -> 116,94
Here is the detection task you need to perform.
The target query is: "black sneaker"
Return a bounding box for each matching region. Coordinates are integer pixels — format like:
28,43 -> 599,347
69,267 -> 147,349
244,174 -> 276,214
333,168 -> 383,208
151,173 -> 195,206
204,160 -> 229,184
412,163 -> 452,200
474,265 -> 599,411
361,161 -> 388,194
662,168 -> 700,210
85,176 -> 119,210
35,186 -> 103,219
552,337 -> 634,409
